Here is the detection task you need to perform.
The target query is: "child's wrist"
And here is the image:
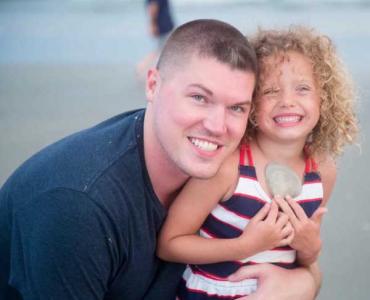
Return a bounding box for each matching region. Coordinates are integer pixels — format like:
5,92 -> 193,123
293,238 -> 322,253
297,246 -> 321,266
234,235 -> 259,259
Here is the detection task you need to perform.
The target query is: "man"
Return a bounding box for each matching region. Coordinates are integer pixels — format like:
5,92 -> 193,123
0,19 -> 319,299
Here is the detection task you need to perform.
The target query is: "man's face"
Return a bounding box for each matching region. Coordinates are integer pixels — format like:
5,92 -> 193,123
146,55 -> 255,179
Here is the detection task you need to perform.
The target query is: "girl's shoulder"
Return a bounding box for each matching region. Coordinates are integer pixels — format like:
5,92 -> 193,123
314,153 -> 337,204
313,152 -> 336,174
215,148 -> 240,180
218,149 -> 240,200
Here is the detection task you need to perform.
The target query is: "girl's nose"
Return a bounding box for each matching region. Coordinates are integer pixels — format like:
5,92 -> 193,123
279,91 -> 296,108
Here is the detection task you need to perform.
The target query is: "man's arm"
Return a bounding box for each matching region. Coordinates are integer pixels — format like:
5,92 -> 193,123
9,188 -> 118,300
228,263 -> 321,300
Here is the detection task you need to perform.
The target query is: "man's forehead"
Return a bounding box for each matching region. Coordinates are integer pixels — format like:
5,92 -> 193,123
161,53 -> 235,77
158,49 -> 195,74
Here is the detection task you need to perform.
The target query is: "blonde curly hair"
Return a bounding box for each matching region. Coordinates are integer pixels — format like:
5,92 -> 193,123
247,26 -> 358,157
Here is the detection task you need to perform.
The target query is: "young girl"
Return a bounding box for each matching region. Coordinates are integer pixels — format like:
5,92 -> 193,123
157,26 -> 358,299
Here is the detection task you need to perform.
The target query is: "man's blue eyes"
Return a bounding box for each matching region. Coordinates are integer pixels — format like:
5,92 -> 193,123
191,95 -> 246,113
230,106 -> 245,113
192,95 -> 205,102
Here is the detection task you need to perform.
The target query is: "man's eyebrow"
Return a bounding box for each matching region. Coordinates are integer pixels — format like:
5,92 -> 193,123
233,99 -> 252,106
187,84 -> 213,96
187,84 -> 252,104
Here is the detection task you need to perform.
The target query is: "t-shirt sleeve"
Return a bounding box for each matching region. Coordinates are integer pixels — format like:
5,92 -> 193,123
8,188 -> 124,300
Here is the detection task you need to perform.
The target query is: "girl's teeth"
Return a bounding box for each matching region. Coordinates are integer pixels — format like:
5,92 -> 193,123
274,116 -> 301,123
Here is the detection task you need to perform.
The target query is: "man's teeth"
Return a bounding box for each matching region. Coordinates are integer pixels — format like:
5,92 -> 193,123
274,116 -> 301,123
190,138 -> 218,152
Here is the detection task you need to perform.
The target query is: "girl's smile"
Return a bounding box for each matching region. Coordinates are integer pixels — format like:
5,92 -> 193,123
255,51 -> 321,144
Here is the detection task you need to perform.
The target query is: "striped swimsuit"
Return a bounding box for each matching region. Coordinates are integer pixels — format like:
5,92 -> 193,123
177,144 -> 323,300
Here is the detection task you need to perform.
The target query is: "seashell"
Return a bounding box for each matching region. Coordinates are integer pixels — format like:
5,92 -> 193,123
265,162 -> 302,198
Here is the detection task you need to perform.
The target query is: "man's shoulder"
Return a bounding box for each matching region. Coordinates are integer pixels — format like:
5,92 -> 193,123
1,109 -> 146,203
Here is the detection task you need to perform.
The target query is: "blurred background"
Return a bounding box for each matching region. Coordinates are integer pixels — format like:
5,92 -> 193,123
0,0 -> 369,299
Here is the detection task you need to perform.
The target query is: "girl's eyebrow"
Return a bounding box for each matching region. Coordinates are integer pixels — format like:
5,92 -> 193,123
296,79 -> 315,86
297,76 -> 314,82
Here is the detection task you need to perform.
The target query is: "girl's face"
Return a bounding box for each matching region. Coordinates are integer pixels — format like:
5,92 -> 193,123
255,51 -> 321,145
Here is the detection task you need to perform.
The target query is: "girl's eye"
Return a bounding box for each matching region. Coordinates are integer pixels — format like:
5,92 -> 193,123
297,85 -> 311,92
262,88 -> 279,95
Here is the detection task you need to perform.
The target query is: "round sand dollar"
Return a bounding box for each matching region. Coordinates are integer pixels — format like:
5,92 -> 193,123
265,162 -> 302,198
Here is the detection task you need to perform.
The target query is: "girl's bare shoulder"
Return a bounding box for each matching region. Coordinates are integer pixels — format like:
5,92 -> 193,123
315,153 -> 337,204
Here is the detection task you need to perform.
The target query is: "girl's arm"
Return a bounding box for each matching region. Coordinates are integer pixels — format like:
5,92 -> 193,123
157,150 -> 242,264
157,150 -> 292,265
275,154 -> 337,266
318,154 -> 337,206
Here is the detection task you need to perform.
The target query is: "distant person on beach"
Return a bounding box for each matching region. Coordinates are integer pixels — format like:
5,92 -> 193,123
1,19 -> 326,300
157,26 -> 358,299
137,0 -> 175,78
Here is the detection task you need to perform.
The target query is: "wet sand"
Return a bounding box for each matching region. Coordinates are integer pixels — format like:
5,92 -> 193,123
1,1 -> 369,299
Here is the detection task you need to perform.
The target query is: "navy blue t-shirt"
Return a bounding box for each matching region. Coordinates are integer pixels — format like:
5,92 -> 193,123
147,0 -> 174,36
0,109 -> 184,299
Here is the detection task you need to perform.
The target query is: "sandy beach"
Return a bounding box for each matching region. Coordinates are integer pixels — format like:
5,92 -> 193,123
1,1 -> 369,299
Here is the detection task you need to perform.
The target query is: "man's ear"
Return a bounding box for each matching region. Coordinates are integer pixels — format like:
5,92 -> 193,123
146,68 -> 160,103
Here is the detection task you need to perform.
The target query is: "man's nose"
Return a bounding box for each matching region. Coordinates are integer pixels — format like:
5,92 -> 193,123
203,106 -> 227,136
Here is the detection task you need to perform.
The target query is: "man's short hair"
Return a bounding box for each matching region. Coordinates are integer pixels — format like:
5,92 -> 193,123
157,19 -> 258,75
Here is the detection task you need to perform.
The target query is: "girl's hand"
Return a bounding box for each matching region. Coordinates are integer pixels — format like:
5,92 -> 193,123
274,195 -> 327,265
239,201 -> 295,256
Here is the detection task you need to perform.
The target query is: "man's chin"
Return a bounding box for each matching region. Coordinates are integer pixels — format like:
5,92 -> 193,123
186,164 -> 220,180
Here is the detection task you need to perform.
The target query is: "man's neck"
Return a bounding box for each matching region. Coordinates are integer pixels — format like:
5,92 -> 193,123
143,111 -> 189,208
147,161 -> 189,208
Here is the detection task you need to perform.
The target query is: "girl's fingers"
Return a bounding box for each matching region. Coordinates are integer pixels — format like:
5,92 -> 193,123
276,212 -> 289,228
310,206 -> 328,225
278,231 -> 295,247
285,196 -> 308,221
274,196 -> 298,226
281,221 -> 294,238
265,200 -> 278,223
252,203 -> 271,221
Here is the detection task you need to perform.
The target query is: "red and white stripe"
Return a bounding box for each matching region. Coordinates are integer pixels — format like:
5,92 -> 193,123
182,267 -> 257,298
